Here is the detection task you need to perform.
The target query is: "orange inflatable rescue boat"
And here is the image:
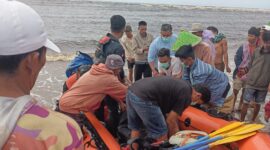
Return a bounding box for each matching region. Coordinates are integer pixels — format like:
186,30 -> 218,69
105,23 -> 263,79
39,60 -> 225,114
83,107 -> 270,150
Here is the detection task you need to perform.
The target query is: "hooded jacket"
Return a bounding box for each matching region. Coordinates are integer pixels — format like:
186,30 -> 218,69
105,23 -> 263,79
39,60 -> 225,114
0,96 -> 32,148
60,64 -> 127,114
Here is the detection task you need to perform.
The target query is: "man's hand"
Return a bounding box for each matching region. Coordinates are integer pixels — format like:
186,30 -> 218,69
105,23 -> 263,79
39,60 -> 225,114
166,111 -> 179,137
237,68 -> 246,78
119,101 -> 126,112
159,72 -> 166,76
143,48 -> 149,52
152,70 -> 159,77
226,66 -> 231,73
143,46 -> 149,52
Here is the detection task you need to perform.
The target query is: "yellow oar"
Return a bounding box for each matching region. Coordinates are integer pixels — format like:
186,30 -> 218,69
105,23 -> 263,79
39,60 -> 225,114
174,124 -> 264,150
196,132 -> 257,150
220,124 -> 264,137
174,122 -> 244,150
209,122 -> 245,137
196,122 -> 244,142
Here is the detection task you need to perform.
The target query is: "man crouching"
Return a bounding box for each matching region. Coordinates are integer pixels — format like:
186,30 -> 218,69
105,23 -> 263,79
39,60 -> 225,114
126,76 -> 210,148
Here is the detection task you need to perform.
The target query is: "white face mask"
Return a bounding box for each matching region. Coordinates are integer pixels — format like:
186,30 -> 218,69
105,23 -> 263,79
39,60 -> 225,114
161,36 -> 171,43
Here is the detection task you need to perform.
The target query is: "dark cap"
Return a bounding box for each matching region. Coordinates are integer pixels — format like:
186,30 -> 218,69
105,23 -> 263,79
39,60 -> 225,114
161,24 -> 172,32
105,54 -> 124,69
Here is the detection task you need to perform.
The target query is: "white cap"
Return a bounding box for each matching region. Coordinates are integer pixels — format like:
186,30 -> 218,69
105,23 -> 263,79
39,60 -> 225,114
262,25 -> 270,31
0,0 -> 61,55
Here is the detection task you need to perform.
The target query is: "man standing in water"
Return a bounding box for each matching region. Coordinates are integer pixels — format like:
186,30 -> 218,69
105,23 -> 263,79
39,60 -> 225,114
207,26 -> 231,72
0,1 -> 83,149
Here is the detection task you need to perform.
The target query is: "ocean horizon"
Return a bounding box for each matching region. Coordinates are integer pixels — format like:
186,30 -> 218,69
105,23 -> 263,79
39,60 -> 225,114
91,0 -> 270,10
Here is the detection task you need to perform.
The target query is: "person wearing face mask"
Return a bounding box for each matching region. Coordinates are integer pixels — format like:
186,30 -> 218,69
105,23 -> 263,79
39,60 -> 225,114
158,48 -> 182,79
148,24 -> 177,77
59,55 -> 127,129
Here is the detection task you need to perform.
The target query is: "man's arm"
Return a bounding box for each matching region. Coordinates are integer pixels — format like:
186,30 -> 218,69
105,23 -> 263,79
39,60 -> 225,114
234,45 -> 243,70
105,77 -> 128,102
132,37 -> 144,55
182,67 -> 190,81
222,39 -> 231,73
172,59 -> 183,79
148,40 -> 159,76
166,111 -> 179,137
121,40 -> 132,60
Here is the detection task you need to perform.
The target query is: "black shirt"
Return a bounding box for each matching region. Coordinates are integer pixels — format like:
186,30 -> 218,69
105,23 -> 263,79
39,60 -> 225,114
96,33 -> 126,79
96,33 -> 125,63
129,76 -> 192,115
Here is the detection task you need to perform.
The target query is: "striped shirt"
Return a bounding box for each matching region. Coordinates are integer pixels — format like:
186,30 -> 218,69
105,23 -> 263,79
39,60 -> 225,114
183,58 -> 229,106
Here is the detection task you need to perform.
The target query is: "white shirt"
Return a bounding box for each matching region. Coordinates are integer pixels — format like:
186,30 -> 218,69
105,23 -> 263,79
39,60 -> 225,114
158,57 -> 182,78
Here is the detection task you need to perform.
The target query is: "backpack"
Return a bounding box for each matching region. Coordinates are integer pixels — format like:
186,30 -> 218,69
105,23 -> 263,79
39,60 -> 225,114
95,36 -> 111,63
65,51 -> 93,78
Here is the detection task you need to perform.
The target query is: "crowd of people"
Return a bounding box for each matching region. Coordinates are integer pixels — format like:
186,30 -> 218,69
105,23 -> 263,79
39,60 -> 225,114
1,0 -> 270,149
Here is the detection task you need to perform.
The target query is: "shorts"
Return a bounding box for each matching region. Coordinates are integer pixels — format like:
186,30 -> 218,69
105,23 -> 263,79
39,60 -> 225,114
127,60 -> 135,69
126,90 -> 168,139
233,76 -> 246,91
243,88 -> 268,104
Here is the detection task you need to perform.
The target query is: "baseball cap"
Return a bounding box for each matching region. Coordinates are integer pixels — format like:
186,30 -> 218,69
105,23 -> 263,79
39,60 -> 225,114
191,23 -> 204,33
0,0 -> 60,56
105,54 -> 124,70
262,25 -> 270,31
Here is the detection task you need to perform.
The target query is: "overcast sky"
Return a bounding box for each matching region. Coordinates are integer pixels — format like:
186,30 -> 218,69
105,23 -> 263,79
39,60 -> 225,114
96,0 -> 270,9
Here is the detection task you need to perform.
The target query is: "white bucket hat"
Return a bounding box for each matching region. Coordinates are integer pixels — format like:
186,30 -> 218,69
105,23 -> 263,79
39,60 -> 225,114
190,23 -> 204,33
0,0 -> 60,56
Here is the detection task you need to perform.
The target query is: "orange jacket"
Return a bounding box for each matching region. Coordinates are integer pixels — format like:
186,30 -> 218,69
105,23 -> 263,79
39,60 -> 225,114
60,64 -> 127,114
